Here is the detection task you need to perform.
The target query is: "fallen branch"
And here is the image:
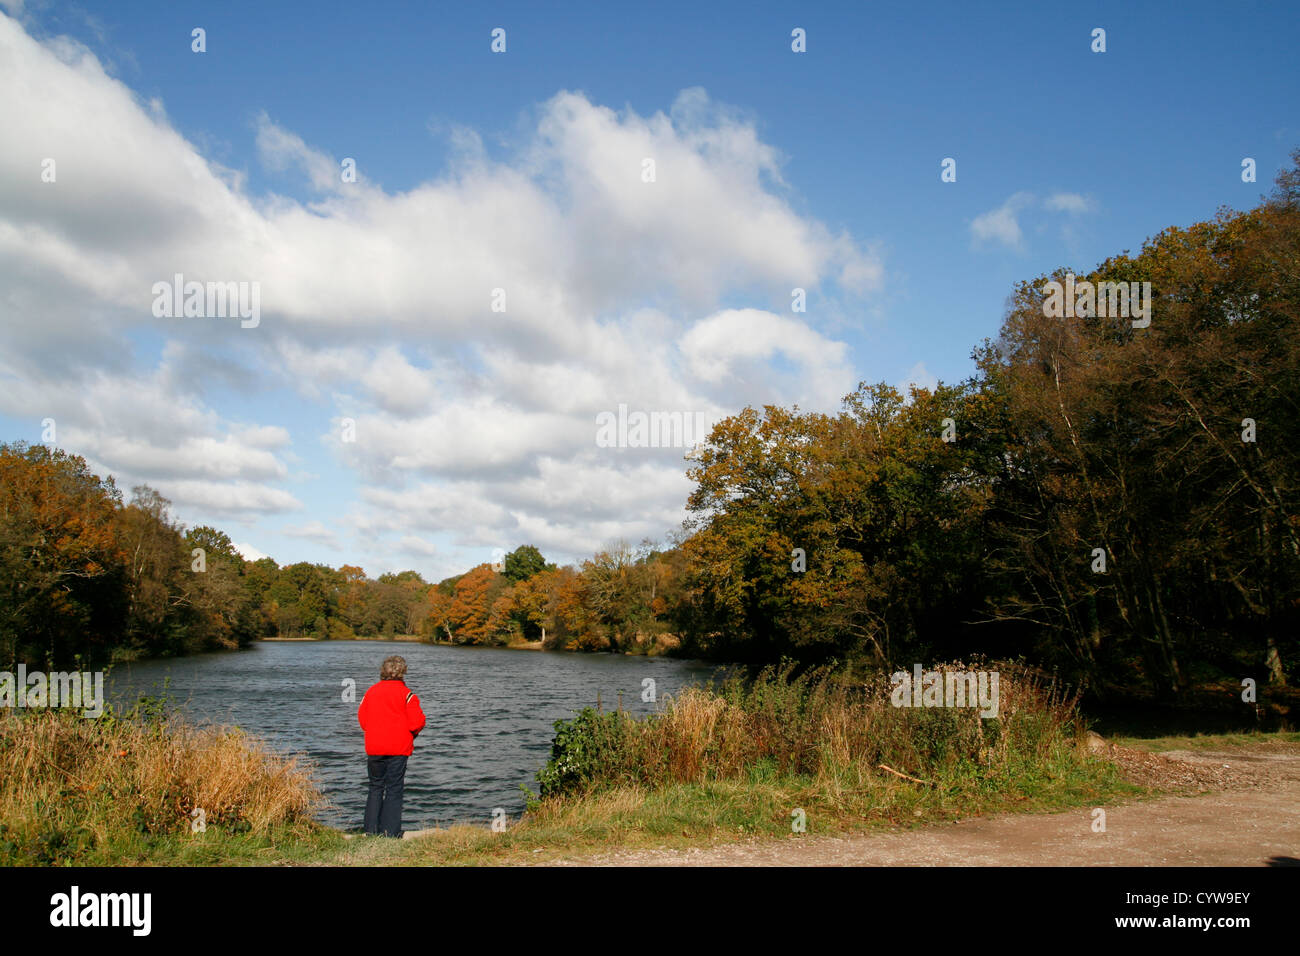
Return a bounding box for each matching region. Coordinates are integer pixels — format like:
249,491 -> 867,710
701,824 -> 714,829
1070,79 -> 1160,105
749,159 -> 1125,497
878,763 -> 932,787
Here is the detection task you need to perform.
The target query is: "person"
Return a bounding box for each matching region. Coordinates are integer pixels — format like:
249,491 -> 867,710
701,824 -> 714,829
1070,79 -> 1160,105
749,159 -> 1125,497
357,655 -> 426,837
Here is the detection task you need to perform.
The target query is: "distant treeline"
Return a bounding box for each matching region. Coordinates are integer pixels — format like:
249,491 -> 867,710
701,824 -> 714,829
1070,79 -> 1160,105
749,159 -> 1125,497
3,154 -> 1297,699
0,446 -> 685,666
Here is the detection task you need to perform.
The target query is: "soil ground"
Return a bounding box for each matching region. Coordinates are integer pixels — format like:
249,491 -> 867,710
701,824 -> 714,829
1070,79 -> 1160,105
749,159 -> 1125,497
536,741 -> 1300,866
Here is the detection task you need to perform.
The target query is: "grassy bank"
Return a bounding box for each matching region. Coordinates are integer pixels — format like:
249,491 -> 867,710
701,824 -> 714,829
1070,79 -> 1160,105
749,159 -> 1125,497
1113,730 -> 1300,752
337,661 -> 1142,865
0,699 -> 334,865
7,663 -> 1277,866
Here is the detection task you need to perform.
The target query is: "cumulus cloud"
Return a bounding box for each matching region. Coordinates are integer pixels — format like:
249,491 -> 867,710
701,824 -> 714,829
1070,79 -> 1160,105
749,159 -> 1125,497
0,354 -> 296,516
0,12 -> 884,574
147,480 -> 301,517
680,308 -> 855,409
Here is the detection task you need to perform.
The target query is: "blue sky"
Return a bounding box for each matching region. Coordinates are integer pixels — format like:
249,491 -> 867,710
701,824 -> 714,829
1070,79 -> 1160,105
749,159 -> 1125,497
1,0 -> 1296,580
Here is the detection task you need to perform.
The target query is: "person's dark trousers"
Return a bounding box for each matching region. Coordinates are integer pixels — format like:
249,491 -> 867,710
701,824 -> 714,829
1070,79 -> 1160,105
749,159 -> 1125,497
364,754 -> 409,837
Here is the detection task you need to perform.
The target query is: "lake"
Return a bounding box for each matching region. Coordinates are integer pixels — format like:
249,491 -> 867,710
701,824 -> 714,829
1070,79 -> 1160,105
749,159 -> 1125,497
106,640 -> 728,831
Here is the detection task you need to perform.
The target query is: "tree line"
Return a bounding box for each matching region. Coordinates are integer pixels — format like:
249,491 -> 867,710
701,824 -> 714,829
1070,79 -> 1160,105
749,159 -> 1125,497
668,152 -> 1300,699
3,154 -> 1296,699
0,447 -> 684,667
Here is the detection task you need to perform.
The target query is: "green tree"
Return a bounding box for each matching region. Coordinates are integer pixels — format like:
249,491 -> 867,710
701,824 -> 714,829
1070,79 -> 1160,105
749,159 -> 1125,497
503,545 -> 551,583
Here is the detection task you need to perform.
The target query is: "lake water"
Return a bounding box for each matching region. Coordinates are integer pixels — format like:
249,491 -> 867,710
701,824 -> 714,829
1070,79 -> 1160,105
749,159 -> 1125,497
105,641 -> 728,831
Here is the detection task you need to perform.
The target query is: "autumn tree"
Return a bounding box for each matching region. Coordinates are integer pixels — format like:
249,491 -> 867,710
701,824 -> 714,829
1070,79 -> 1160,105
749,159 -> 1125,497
0,442 -> 127,668
446,564 -> 500,644
182,525 -> 259,649
418,585 -> 455,643
979,153 -> 1300,696
117,486 -> 194,657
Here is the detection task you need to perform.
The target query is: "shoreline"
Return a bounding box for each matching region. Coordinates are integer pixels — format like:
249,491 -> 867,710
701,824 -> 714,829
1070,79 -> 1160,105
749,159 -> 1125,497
258,733 -> 1300,866
9,694 -> 1296,866
258,636 -> 546,650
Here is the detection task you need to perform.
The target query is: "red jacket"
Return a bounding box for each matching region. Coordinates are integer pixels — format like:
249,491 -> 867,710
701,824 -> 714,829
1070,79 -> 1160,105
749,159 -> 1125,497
358,679 -> 426,756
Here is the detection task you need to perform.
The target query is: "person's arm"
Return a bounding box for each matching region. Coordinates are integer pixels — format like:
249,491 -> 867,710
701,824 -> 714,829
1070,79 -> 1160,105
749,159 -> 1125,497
358,689 -> 369,731
407,692 -> 426,738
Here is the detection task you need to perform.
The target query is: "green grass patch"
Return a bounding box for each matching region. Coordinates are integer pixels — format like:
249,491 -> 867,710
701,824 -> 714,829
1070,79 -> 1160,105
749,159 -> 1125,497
1111,730 -> 1300,752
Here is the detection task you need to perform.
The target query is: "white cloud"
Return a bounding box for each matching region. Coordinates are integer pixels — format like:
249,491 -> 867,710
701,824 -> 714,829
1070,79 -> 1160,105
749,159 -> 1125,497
255,112 -> 347,193
0,355 -> 297,519
395,536 -> 441,559
282,520 -> 343,550
149,480 -> 301,516
970,192 -> 1034,249
0,12 -> 887,574
233,541 -> 269,562
972,191 -> 1096,251
895,361 -> 938,398
1045,192 -> 1091,214
680,308 -> 855,409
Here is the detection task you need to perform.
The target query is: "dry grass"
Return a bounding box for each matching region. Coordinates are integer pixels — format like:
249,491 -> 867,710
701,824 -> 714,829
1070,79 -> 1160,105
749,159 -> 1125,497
537,660 -> 1088,797
0,706 -> 324,864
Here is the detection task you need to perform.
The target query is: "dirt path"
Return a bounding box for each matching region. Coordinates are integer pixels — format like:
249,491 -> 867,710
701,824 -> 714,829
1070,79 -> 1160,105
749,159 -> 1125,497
542,745 -> 1300,866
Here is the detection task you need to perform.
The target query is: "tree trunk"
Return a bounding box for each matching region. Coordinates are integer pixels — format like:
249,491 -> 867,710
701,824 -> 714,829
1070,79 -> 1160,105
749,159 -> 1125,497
1266,634 -> 1287,686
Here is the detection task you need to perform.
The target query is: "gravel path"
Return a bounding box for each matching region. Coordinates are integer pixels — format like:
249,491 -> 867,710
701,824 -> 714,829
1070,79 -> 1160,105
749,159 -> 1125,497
541,743 -> 1300,866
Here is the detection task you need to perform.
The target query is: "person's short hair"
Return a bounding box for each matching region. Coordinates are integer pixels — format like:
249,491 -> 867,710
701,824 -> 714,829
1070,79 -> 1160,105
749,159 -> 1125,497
380,656 -> 407,680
